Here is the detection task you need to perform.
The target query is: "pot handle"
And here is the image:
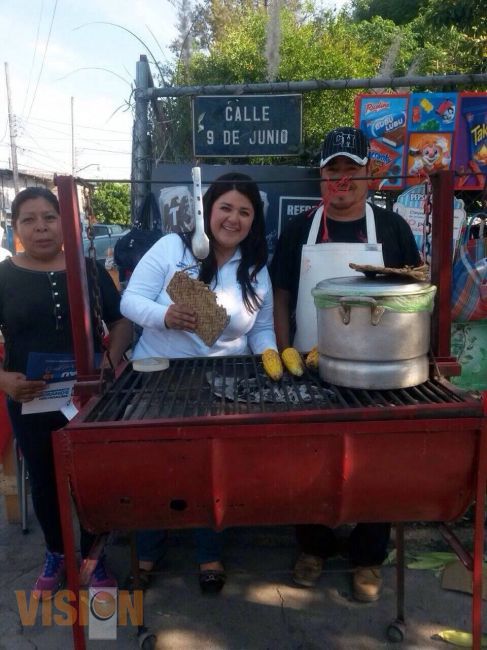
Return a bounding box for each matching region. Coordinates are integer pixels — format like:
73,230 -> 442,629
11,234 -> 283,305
338,296 -> 386,326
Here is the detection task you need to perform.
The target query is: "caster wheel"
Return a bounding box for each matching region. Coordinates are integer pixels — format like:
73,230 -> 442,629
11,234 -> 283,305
138,628 -> 156,649
387,620 -> 406,643
140,636 -> 156,650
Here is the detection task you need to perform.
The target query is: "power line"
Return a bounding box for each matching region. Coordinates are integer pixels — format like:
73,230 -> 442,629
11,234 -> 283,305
27,115 -> 129,134
16,134 -> 131,143
5,62 -> 20,192
19,143 -> 69,158
25,0 -> 59,123
20,127 -> 70,160
18,143 -> 130,156
19,150 -> 64,172
19,145 -> 68,167
0,119 -> 8,143
20,120 -> 130,143
20,127 -> 71,166
19,119 -> 71,138
79,146 -> 131,155
21,0 -> 44,117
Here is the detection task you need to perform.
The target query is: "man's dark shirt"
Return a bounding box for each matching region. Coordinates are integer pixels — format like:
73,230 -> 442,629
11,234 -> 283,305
270,203 -> 422,336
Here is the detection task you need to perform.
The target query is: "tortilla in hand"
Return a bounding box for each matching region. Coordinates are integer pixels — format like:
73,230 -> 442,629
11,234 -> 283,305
349,263 -> 429,282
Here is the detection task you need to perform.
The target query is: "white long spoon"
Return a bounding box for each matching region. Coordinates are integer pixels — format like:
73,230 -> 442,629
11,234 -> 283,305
191,167 -> 210,259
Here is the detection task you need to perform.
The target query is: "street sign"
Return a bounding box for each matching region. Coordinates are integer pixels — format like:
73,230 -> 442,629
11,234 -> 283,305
193,94 -> 302,157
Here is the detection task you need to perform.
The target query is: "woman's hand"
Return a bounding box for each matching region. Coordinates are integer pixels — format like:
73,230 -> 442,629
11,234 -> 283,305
164,304 -> 197,332
0,370 -> 46,402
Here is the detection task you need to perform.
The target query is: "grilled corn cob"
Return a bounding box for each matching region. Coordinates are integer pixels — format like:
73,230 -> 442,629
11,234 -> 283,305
305,346 -> 319,371
281,347 -> 304,377
262,348 -> 283,381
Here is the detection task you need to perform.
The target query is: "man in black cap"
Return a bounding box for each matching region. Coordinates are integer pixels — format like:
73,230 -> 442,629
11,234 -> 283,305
270,126 -> 421,601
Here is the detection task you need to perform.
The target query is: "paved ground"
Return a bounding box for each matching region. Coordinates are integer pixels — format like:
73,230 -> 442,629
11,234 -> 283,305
0,497 -> 479,650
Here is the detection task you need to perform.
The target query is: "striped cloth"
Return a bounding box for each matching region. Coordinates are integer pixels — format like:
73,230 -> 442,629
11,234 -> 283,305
451,229 -> 487,322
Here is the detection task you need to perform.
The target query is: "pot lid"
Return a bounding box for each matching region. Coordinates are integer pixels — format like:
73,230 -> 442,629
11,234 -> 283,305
313,275 -> 435,298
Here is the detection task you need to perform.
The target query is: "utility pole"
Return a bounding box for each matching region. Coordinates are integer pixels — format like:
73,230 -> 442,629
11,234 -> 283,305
4,62 -> 19,194
71,96 -> 75,174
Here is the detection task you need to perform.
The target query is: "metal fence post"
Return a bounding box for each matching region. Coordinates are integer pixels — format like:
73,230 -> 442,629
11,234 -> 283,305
132,56 -> 151,221
430,169 -> 458,370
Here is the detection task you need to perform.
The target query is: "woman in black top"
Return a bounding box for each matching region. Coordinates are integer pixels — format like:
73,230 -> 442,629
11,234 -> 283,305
0,187 -> 132,599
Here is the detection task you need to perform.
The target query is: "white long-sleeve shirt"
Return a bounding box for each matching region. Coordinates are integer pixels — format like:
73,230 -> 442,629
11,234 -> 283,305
121,233 -> 277,359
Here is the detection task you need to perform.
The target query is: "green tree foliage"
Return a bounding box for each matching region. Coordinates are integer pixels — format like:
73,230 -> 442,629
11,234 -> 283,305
92,182 -> 131,225
421,0 -> 485,38
419,0 -> 486,73
173,8 -> 393,162
148,0 -> 485,165
351,0 -> 424,25
350,0 -> 485,74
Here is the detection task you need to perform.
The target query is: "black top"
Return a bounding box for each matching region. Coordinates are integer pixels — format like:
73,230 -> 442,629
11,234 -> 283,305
270,203 -> 422,334
0,258 -> 122,374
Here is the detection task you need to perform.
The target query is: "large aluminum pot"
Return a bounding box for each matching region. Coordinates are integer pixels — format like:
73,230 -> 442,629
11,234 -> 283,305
312,276 -> 437,389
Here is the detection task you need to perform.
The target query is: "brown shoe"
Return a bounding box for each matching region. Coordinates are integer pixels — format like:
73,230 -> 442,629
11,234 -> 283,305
352,566 -> 383,602
293,553 -> 323,587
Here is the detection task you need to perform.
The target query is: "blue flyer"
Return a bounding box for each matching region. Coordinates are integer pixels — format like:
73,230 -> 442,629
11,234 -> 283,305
25,352 -> 77,382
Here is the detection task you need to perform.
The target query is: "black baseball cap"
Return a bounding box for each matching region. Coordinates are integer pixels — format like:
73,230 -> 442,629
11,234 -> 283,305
320,127 -> 369,168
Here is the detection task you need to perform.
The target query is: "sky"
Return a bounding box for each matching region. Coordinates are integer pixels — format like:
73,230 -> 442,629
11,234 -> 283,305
0,0 -> 348,181
0,0 -> 178,180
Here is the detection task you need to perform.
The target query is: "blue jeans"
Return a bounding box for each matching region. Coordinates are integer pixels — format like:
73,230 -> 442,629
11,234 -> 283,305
137,528 -> 223,565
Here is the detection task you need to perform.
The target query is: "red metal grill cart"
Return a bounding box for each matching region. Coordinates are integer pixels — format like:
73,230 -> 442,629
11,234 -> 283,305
52,173 -> 487,650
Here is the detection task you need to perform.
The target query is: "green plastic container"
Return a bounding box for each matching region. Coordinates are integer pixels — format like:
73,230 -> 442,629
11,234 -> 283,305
450,320 -> 487,391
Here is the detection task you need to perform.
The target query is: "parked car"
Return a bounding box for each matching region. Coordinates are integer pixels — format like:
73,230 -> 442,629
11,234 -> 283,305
82,223 -> 130,263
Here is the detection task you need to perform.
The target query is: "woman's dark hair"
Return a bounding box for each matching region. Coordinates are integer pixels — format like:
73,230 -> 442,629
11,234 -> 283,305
11,187 -> 59,226
195,172 -> 268,313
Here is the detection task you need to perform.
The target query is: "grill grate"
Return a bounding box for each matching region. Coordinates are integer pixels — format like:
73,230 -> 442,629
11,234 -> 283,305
83,355 -> 477,423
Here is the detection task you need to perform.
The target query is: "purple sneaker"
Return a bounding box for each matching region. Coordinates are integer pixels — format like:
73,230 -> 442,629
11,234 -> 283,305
33,551 -> 65,600
89,556 -> 117,590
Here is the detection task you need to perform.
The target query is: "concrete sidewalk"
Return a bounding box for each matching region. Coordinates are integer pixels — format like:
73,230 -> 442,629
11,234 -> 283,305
0,497 -> 478,650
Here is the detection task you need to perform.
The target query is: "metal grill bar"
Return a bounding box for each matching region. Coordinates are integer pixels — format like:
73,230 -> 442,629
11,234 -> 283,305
83,355 -> 479,423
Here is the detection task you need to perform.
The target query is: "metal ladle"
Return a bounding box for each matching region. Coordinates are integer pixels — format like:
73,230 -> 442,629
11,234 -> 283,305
191,167 -> 210,260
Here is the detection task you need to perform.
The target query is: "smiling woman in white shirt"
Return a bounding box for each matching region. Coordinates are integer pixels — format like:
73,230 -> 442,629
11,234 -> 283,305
120,172 -> 278,594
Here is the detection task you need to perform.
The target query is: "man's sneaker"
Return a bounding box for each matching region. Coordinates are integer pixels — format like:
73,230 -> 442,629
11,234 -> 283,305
293,552 -> 323,587
33,551 -> 65,600
352,566 -> 383,602
89,556 -> 117,590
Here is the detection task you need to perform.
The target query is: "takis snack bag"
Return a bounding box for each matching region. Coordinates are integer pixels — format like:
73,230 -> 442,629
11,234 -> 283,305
464,108 -> 487,170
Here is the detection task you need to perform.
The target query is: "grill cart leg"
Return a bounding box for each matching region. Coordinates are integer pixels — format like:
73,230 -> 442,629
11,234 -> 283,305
472,421 -> 487,650
14,439 -> 29,533
53,433 -> 86,650
128,533 -> 157,650
387,523 -> 406,643
130,532 -> 141,589
79,533 -> 108,585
